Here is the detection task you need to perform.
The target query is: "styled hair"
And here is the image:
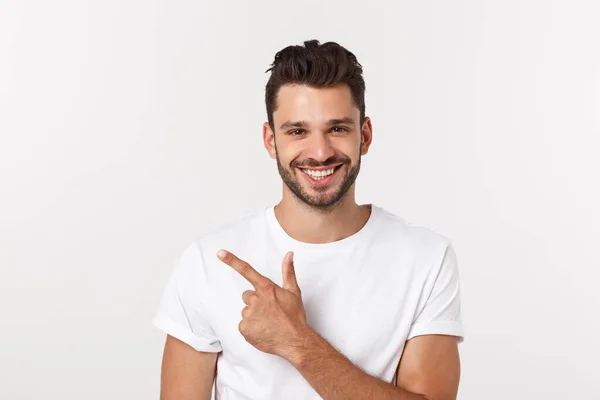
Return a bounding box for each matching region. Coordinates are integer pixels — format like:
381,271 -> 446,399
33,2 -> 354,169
265,39 -> 366,131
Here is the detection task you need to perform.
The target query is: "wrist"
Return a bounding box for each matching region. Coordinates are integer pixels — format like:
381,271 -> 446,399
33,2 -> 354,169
282,324 -> 318,367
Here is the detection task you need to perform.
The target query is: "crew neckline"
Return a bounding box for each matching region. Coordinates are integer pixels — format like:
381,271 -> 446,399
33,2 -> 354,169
265,204 -> 381,251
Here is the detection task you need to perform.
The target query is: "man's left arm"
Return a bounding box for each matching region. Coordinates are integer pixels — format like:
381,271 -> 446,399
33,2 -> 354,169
284,328 -> 460,400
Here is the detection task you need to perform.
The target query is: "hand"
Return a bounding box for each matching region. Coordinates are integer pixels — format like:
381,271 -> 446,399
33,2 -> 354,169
217,249 -> 311,359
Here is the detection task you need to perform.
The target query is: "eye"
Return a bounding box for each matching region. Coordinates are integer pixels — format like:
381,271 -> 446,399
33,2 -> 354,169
332,126 -> 348,133
289,129 -> 305,136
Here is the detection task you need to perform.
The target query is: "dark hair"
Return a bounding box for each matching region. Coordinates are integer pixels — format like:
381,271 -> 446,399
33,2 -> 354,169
265,39 -> 366,131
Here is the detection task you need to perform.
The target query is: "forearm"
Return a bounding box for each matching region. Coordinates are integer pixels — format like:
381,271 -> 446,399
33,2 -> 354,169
286,328 -> 428,400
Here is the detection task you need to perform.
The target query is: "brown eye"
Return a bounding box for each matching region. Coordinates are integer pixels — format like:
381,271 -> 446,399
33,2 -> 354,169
332,126 -> 348,133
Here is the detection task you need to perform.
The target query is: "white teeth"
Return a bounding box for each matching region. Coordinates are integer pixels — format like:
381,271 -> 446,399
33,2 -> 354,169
302,167 -> 335,179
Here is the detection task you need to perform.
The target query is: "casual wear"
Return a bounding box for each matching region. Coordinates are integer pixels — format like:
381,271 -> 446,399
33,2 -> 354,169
153,204 -> 464,399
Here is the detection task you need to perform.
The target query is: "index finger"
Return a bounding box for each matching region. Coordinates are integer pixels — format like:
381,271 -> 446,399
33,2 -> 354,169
217,249 -> 270,288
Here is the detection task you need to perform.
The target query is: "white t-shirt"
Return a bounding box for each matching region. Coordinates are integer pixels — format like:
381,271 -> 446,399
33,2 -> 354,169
153,204 -> 464,399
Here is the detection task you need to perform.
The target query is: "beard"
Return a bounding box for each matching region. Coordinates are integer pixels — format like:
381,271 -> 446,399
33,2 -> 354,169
275,146 -> 362,211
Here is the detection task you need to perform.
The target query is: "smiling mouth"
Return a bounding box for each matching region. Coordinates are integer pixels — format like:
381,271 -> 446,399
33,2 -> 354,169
297,164 -> 342,181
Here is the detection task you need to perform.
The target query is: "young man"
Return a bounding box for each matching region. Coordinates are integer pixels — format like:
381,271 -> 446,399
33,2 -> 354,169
153,39 -> 464,400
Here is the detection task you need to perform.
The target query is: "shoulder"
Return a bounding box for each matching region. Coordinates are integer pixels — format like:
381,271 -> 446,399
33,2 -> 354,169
373,205 -> 452,263
190,206 -> 269,255
170,207 -> 268,281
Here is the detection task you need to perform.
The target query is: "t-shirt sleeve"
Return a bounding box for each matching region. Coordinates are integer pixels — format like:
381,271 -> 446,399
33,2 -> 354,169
407,243 -> 465,342
152,241 -> 223,352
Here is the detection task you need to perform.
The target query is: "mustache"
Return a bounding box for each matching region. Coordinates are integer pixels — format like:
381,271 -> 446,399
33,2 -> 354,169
291,157 -> 349,168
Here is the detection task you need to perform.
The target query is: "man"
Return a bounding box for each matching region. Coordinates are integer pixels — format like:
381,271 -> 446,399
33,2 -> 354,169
153,39 -> 464,400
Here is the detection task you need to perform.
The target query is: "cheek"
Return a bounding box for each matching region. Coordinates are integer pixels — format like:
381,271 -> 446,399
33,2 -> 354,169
277,142 -> 304,162
332,134 -> 360,153
337,142 -> 360,162
277,147 -> 300,166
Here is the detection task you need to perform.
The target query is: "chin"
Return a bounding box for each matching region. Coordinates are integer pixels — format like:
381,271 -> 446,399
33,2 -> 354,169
304,189 -> 347,207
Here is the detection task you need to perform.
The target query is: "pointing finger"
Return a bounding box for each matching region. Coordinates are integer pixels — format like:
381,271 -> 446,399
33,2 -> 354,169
217,249 -> 270,288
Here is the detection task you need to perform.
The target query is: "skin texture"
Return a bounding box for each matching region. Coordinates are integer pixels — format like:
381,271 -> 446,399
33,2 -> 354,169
159,335 -> 217,400
159,83 -> 461,399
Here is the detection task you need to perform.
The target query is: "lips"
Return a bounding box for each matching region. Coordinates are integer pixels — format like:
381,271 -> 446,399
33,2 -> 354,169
297,164 -> 342,185
301,167 -> 334,179
296,163 -> 343,172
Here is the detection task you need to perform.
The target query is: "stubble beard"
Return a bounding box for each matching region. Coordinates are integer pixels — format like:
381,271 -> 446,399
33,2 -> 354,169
275,145 -> 362,211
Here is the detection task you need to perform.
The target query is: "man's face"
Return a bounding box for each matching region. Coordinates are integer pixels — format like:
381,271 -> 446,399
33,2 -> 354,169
263,84 -> 372,210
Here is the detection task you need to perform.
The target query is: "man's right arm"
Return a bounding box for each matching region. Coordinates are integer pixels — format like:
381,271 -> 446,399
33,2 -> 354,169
160,334 -> 219,400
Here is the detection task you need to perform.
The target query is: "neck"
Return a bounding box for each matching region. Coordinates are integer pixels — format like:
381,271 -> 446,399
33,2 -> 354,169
274,186 -> 372,244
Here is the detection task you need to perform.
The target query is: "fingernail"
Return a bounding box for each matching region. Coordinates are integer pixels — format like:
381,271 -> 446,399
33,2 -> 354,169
217,250 -> 226,259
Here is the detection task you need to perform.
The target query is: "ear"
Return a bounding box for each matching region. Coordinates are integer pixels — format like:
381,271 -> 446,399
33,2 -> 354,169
263,122 -> 277,159
360,116 -> 373,155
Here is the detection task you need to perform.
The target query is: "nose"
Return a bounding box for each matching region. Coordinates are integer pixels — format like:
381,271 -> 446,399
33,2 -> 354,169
306,132 -> 335,163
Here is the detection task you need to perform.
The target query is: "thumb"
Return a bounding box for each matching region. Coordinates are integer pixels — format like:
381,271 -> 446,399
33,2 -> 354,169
282,251 -> 301,296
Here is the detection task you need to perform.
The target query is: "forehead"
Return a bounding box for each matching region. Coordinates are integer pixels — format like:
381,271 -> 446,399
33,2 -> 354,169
273,84 -> 358,126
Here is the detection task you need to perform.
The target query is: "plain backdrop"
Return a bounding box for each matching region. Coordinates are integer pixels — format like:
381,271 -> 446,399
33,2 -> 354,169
1,0 -> 599,399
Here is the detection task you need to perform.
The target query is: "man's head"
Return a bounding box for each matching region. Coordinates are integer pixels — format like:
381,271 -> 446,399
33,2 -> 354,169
263,40 -> 372,210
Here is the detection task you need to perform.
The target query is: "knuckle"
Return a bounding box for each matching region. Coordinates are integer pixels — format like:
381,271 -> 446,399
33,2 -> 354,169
241,306 -> 250,318
239,263 -> 251,275
258,278 -> 273,289
262,283 -> 277,297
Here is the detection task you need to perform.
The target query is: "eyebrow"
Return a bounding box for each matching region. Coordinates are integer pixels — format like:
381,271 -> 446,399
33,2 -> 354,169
279,117 -> 356,130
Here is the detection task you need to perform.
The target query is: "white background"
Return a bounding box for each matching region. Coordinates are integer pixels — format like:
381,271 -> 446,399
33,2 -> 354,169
1,0 -> 599,399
